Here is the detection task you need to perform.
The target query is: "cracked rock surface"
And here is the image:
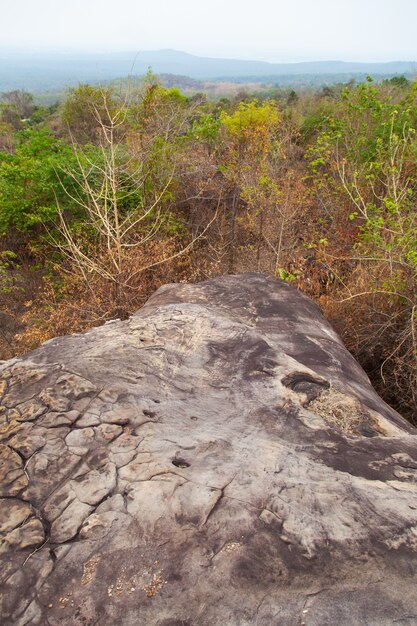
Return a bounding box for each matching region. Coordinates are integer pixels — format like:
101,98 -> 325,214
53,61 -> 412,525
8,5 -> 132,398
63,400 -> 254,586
0,273 -> 416,625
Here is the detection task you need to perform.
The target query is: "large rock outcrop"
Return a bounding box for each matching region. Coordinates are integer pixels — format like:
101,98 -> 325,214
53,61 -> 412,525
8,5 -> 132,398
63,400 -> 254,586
0,273 -> 416,625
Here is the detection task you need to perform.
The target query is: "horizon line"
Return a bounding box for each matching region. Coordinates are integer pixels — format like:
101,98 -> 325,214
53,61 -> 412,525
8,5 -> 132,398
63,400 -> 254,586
0,46 -> 416,66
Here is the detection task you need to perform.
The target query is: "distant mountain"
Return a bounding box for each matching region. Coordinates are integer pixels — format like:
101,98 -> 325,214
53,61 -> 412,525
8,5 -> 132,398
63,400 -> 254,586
0,48 -> 415,91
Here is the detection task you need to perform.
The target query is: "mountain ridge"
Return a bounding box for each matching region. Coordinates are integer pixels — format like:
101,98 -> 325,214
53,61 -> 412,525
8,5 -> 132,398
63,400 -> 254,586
0,48 -> 415,91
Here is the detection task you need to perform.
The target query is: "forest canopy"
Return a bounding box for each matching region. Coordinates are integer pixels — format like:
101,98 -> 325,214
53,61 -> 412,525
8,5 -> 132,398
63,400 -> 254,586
0,75 -> 416,422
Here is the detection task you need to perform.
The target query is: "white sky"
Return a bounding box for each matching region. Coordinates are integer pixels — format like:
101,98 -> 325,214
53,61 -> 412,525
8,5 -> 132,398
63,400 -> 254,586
1,0 -> 416,62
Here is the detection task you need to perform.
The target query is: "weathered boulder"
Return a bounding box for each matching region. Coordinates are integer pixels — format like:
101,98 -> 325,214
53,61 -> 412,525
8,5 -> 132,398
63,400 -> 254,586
0,273 -> 416,626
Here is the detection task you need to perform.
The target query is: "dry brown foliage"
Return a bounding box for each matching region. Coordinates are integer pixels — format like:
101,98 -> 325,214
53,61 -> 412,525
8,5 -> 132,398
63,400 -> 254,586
1,240 -> 198,360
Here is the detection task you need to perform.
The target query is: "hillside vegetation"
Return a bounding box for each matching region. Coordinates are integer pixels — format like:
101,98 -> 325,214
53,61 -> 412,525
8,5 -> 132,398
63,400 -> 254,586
0,75 -> 416,421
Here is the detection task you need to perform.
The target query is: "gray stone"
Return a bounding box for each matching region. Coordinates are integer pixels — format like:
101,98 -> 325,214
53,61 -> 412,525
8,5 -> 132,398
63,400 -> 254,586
50,499 -> 94,543
0,499 -> 31,533
70,462 -> 117,506
0,274 -> 416,626
0,445 -> 28,496
0,518 -> 44,554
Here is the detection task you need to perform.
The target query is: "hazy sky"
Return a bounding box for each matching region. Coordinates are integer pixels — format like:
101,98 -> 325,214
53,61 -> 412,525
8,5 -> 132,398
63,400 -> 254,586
1,0 -> 416,62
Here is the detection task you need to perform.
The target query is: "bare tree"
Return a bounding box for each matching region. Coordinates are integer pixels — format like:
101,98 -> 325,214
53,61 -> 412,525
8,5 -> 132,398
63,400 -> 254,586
53,86 -> 218,307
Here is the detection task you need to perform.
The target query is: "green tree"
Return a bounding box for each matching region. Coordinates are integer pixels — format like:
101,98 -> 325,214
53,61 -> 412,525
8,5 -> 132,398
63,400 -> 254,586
0,128 -> 77,234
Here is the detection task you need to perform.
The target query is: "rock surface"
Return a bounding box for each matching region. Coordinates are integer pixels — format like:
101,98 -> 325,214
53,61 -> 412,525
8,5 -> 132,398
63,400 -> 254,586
0,273 -> 416,626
